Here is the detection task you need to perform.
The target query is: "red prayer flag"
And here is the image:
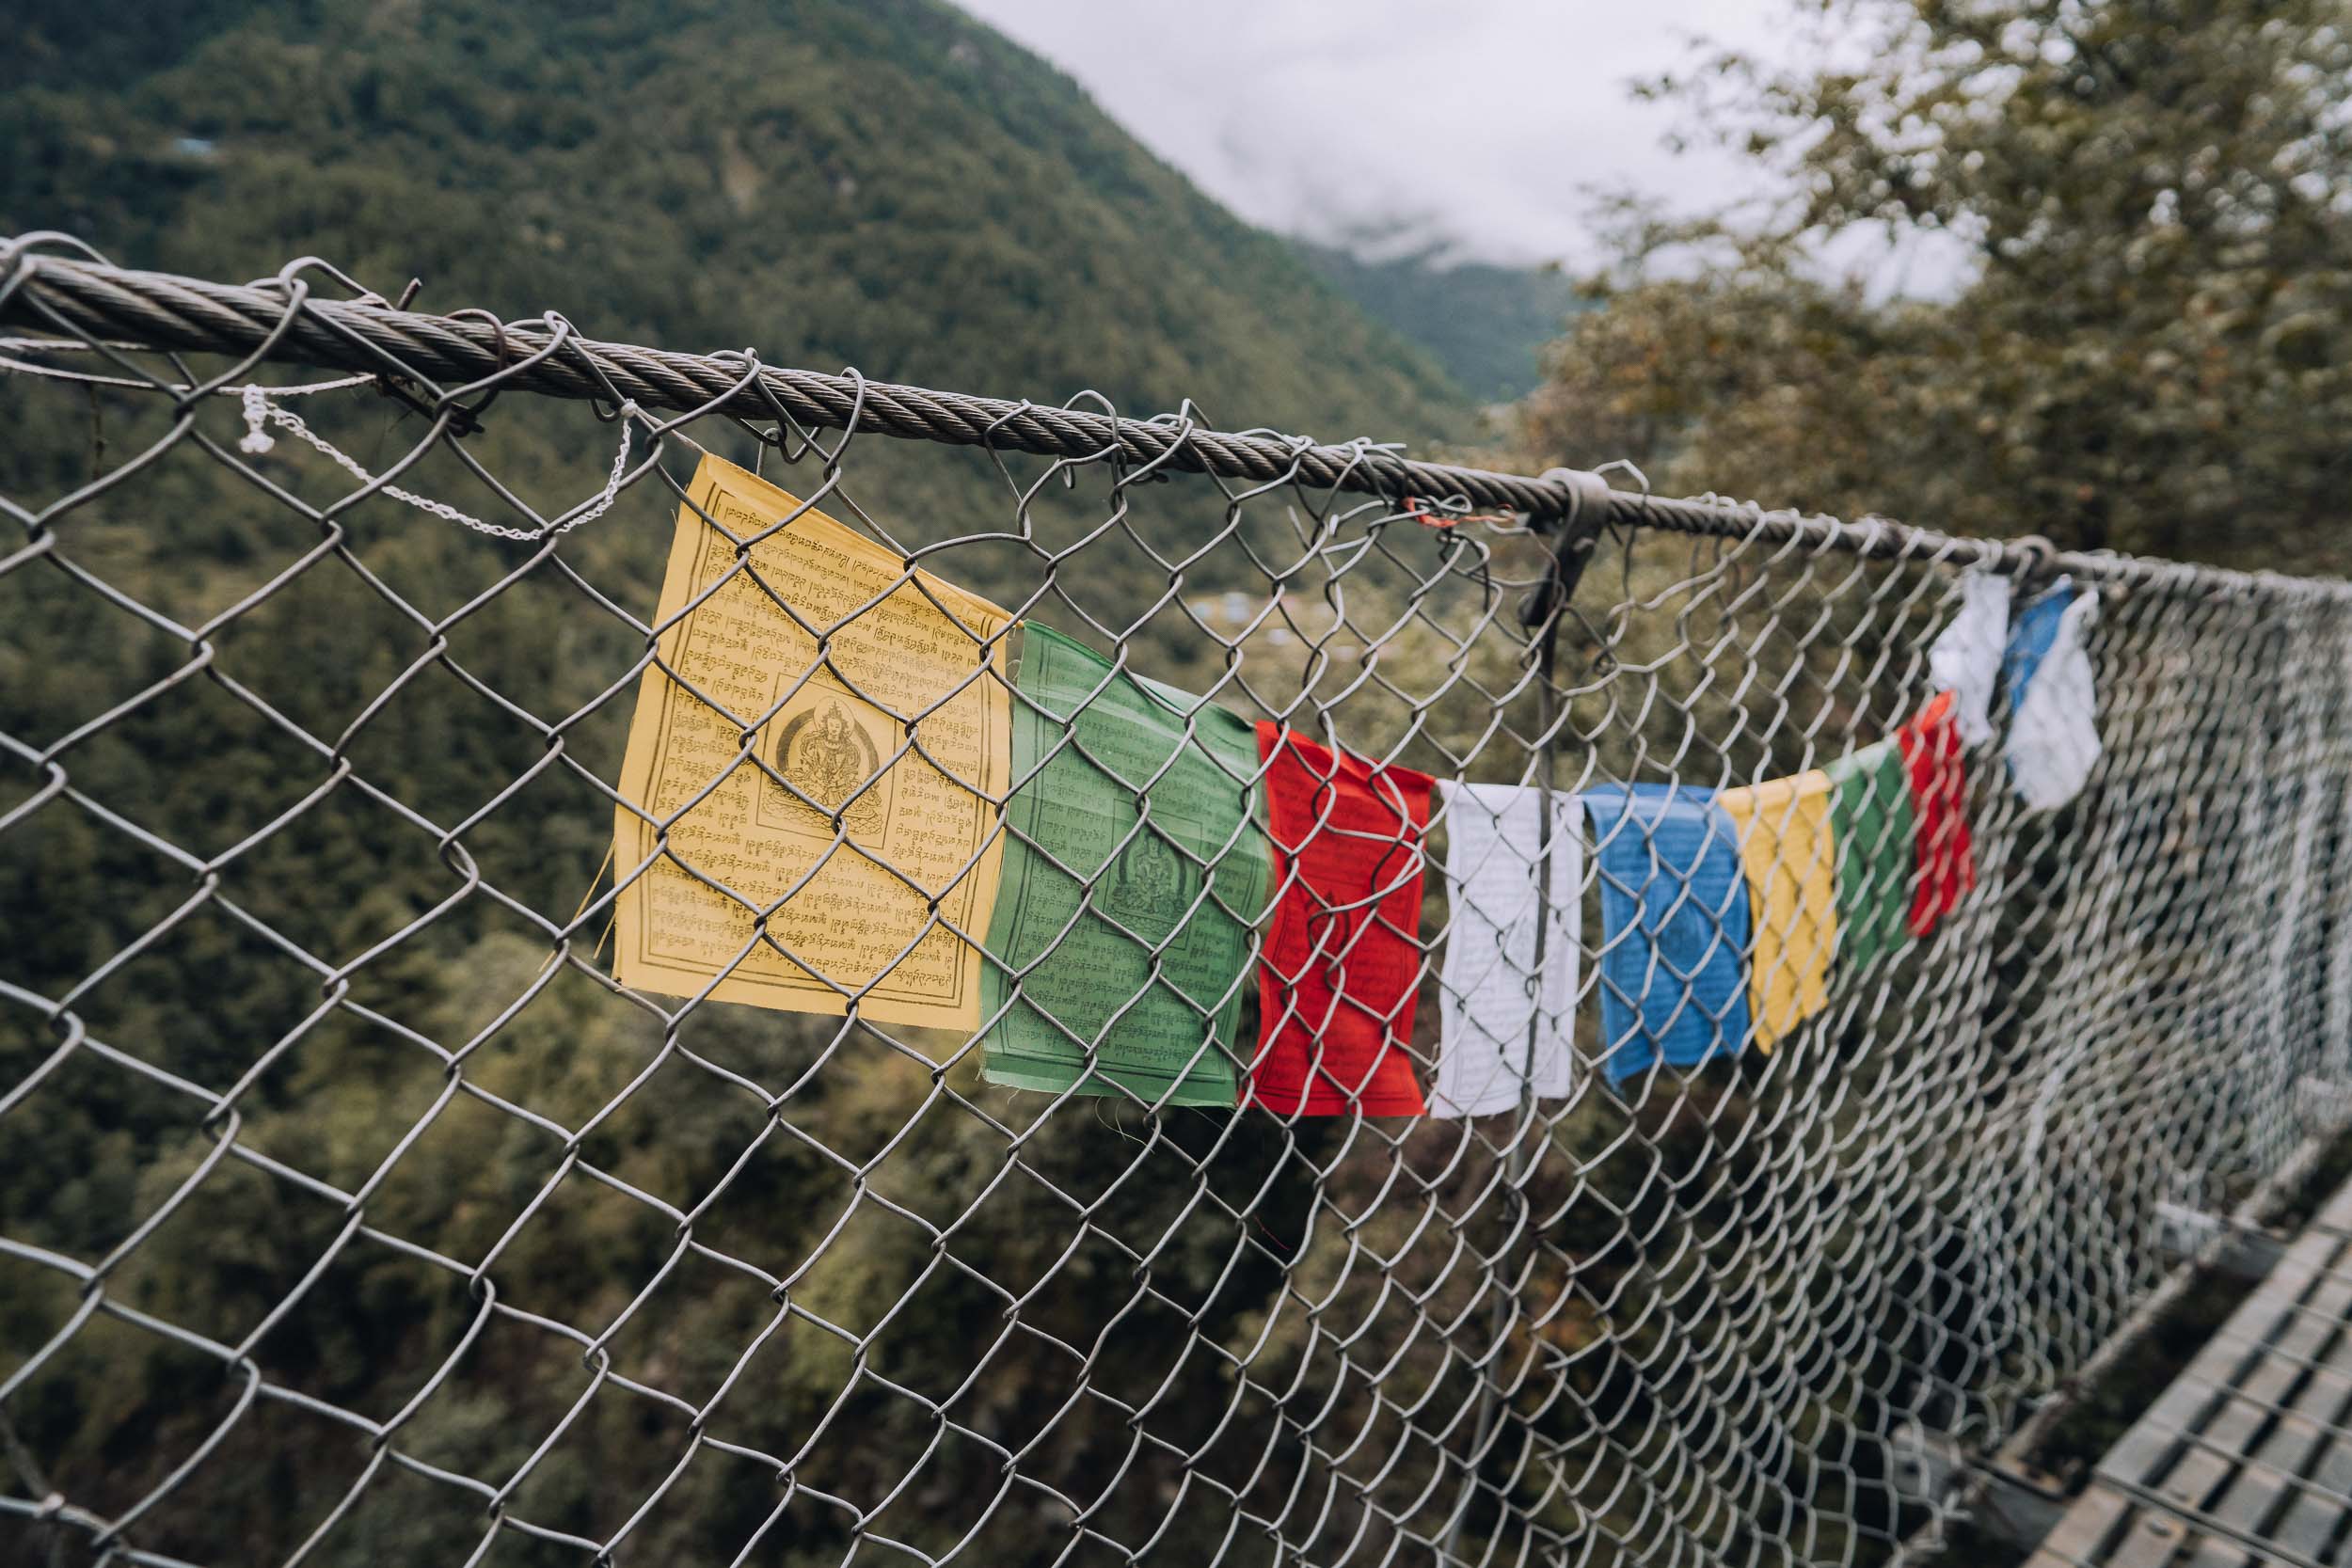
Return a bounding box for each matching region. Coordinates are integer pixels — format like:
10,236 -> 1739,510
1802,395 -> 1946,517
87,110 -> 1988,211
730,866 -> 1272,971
1897,690 -> 1975,936
1249,725 -> 1433,1117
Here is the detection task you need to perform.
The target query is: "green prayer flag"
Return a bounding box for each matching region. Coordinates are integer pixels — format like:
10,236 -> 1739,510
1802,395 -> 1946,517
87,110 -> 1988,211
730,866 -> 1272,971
1826,739 -> 1915,973
979,625 -> 1269,1105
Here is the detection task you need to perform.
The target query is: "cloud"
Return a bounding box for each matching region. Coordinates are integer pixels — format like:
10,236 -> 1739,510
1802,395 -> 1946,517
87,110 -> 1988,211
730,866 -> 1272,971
955,0 -> 1780,268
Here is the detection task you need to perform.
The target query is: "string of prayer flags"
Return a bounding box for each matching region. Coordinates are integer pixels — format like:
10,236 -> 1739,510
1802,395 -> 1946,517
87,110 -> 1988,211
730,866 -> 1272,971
980,626 -> 1269,1106
1717,770 -> 1838,1050
1584,784 -> 1752,1085
2004,581 -> 2104,811
1431,781 -> 1581,1118
1250,728 -> 1433,1117
615,466 -> 2026,1119
612,453 -> 1012,1029
1928,571 -> 2013,747
1824,740 -> 1915,973
1897,691 -> 1974,936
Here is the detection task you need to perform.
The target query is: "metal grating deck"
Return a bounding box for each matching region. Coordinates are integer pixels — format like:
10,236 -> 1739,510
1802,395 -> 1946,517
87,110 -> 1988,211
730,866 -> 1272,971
2026,1179 -> 2352,1567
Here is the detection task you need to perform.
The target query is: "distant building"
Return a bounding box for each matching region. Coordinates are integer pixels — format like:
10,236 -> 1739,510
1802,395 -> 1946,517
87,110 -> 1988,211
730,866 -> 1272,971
1185,591 -> 1262,628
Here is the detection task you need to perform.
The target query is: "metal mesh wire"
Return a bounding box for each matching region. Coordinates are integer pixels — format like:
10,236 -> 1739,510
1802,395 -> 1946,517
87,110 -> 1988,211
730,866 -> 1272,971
4,239 -> 2351,1568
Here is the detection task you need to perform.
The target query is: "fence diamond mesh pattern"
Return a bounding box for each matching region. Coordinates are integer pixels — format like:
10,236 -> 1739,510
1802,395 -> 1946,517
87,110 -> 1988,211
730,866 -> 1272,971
3,236 -> 2350,1568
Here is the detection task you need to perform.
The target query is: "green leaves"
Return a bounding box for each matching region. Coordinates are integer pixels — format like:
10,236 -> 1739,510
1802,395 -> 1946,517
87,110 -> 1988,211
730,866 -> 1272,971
1523,0 -> 2352,571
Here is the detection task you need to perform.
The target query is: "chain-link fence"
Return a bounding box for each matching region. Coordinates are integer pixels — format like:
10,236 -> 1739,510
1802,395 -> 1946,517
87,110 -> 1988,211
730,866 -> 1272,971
3,234 -> 2350,1568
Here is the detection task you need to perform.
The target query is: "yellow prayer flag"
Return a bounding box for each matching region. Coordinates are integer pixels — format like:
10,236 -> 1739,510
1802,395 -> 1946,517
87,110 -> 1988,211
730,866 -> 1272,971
1716,769 -> 1838,1051
612,454 -> 1011,1031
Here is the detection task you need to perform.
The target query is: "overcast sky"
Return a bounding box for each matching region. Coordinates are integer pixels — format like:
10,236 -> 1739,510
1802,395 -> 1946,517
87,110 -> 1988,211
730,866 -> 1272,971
955,0 -> 1786,270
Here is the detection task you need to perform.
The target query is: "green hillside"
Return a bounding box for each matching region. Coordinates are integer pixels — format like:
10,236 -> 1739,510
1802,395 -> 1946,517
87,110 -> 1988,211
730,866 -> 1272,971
2,0 -> 1467,437
0,6 -> 1497,1566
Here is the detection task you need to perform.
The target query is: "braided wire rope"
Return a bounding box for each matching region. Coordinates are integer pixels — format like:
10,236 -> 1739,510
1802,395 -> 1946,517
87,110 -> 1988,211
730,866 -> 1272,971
4,236 -> 2343,608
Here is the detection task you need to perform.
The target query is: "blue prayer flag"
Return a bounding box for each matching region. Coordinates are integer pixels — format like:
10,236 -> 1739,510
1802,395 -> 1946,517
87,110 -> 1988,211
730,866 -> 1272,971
2001,583 -> 2073,714
2003,579 -> 2103,809
1583,783 -> 1754,1085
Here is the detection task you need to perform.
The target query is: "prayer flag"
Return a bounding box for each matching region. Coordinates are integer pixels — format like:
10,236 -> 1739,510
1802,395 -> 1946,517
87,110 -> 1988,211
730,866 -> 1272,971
1251,728 -> 1433,1117
2005,582 -> 2103,811
1928,571 -> 2013,747
1584,784 -> 1752,1085
1897,691 -> 1974,936
1431,781 -> 1581,1118
612,454 -> 1011,1030
1717,770 -> 1838,1050
2002,578 -> 2073,695
1824,740 -> 1915,973
980,626 -> 1268,1106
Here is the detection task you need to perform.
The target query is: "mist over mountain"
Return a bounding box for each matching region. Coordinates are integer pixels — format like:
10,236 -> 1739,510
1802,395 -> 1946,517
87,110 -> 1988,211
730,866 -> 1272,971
1293,224 -> 1589,404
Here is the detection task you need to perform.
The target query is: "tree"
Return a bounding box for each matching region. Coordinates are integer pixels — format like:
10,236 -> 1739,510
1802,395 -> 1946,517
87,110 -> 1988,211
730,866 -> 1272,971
1518,0 -> 2352,570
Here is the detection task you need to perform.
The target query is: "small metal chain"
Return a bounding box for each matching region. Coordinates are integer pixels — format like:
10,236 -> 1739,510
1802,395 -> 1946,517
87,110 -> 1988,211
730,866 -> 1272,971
233,384 -> 639,541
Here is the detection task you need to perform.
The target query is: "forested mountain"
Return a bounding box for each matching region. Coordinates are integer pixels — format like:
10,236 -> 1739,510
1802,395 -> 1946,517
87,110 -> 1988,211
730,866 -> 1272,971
3,0 -> 1468,438
0,6 -> 1516,1566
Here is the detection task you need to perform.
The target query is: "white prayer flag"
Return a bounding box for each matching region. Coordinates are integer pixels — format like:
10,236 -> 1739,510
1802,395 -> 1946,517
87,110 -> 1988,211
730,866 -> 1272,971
1928,570 -> 2012,747
2006,583 -> 2103,810
1433,781 -> 1582,1117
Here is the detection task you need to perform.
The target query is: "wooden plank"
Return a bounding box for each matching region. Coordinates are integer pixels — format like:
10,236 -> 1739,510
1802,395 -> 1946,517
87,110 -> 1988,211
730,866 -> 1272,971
2027,1168 -> 2352,1564
2026,1481 -> 2135,1568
